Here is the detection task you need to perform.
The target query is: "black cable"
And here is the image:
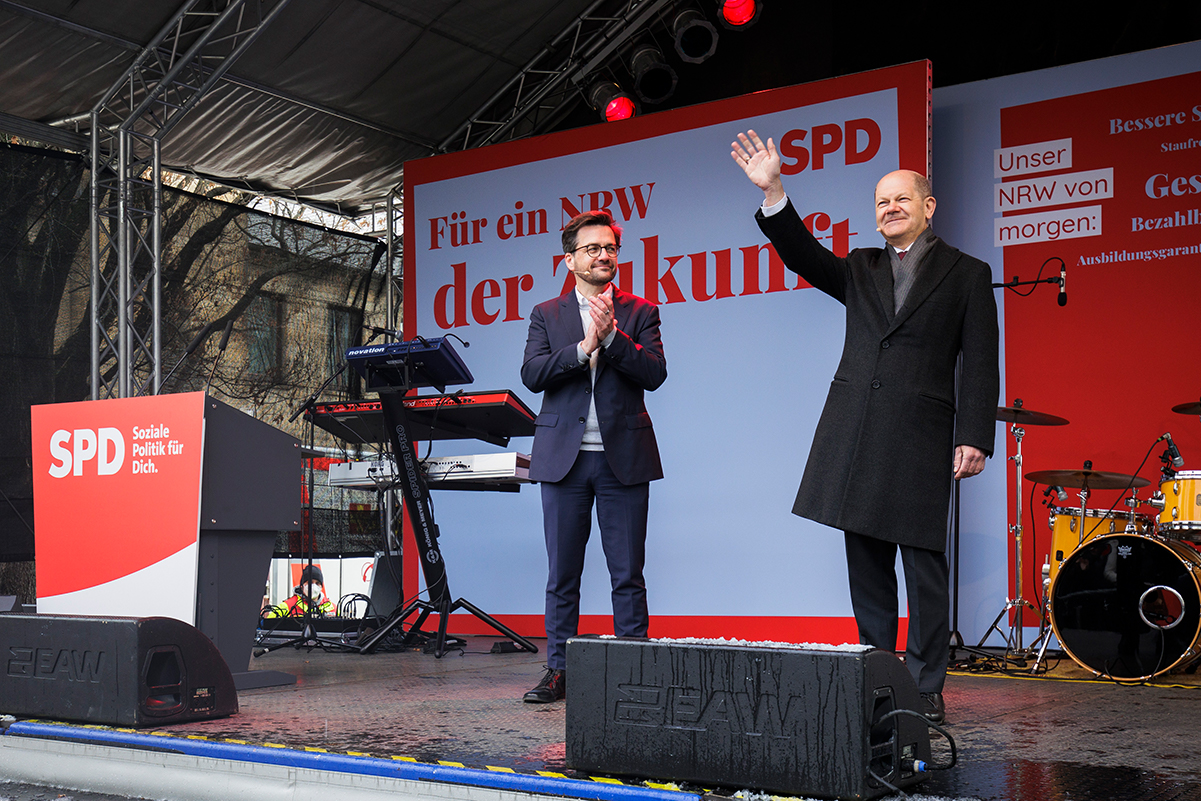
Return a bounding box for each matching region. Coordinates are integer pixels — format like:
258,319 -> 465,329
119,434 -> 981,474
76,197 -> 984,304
1001,256 -> 1063,298
1029,477 -> 1043,616
1082,438 -> 1159,541
416,390 -> 463,468
359,582 -> 439,649
876,707 -> 958,770
951,643 -> 1064,677
1098,595 -> 1170,688
866,766 -> 907,798
254,604 -> 293,646
337,592 -> 378,620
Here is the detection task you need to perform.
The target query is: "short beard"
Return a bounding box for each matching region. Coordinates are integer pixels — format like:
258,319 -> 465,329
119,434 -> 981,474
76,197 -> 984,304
577,264 -> 613,287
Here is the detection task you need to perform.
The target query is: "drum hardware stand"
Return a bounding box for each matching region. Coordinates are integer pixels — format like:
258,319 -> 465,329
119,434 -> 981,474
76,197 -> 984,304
1148,448 -> 1178,520
1123,488 -> 1143,533
983,402 -> 1070,669
976,415 -> 1041,663
1074,477 -> 1092,547
1028,556 -> 1056,673
1021,476 -> 1099,672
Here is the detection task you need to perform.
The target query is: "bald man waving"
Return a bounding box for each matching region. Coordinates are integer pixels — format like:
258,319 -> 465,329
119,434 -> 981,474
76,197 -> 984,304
732,130 -> 999,724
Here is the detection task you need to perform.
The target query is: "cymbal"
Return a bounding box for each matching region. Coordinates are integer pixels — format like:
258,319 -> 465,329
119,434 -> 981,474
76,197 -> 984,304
1172,401 -> 1201,416
996,406 -> 1069,426
1025,468 -> 1150,490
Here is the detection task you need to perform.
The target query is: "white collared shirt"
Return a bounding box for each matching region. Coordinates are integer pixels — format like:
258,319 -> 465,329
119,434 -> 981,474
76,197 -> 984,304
574,286 -> 616,450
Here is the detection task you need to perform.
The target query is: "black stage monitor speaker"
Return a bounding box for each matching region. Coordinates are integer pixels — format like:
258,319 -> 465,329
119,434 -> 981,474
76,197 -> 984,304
566,636 -> 930,800
0,614 -> 238,727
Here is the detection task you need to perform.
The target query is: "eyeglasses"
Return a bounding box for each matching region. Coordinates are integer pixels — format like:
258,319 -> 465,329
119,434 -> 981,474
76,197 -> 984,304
570,243 -> 620,258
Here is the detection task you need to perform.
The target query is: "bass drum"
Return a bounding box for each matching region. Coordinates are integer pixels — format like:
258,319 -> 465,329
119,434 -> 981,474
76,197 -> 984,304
1049,533 -> 1201,680
1046,506 -> 1151,584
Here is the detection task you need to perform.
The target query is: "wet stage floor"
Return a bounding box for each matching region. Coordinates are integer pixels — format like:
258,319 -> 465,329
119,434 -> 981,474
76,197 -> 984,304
109,634 -> 1201,801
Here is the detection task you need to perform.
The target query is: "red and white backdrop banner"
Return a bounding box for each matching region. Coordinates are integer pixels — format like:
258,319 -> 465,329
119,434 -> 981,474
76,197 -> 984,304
996,70 -> 1201,622
402,62 -> 931,643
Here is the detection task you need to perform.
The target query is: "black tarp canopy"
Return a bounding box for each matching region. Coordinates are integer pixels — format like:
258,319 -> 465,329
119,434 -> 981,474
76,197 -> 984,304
4,1 -> 1200,217
0,0 -> 598,215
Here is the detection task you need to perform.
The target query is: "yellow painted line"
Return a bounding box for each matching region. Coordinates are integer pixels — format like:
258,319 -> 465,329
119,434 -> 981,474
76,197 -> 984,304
949,669 -> 1201,689
12,718 -> 716,791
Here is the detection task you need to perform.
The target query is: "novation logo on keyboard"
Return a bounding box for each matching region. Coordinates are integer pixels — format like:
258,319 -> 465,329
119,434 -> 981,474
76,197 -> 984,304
348,344 -> 389,357
614,683 -> 806,738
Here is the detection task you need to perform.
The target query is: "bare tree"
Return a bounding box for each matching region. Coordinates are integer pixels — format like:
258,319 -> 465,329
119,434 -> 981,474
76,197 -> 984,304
0,142 -> 392,600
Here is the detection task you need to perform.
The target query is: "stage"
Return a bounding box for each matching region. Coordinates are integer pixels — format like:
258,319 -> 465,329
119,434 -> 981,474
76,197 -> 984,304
3,634 -> 1200,801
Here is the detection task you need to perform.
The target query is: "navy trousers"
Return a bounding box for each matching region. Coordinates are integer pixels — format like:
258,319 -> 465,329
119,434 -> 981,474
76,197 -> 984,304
541,450 -> 650,670
844,530 -> 950,693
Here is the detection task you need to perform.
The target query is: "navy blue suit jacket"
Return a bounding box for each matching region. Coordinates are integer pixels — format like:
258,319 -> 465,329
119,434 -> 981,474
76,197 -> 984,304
521,286 -> 667,485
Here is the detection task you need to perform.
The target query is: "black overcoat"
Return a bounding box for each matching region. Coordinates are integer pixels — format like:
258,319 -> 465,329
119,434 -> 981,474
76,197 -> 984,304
758,200 -> 999,551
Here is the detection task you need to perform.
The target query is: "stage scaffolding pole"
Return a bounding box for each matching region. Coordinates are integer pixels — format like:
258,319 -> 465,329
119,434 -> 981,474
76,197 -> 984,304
88,0 -> 292,399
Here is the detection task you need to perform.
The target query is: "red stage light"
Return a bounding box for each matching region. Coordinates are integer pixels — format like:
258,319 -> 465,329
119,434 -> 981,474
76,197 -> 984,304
588,81 -> 637,123
604,95 -> 636,122
720,0 -> 758,27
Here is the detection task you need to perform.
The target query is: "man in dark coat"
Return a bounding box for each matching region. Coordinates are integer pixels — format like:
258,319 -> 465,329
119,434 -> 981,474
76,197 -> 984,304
519,210 -> 667,703
731,130 -> 999,723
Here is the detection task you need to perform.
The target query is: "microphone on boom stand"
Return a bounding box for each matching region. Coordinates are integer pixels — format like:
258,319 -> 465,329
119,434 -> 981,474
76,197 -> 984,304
161,321 -> 216,388
363,324 -> 399,339
204,319 -> 234,395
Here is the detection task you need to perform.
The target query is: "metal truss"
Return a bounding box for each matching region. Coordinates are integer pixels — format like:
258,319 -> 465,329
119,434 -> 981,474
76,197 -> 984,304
384,190 -> 403,338
437,0 -> 687,154
89,0 -> 291,399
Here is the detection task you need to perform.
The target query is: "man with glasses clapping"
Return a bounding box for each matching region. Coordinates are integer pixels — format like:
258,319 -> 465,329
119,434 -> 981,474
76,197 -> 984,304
519,210 -> 668,703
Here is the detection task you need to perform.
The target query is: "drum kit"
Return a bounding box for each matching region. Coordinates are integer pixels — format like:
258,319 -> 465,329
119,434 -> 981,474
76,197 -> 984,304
979,397 -> 1201,681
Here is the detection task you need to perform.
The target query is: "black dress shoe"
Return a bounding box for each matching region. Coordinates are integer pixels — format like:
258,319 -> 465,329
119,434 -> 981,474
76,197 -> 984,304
523,668 -> 566,703
920,692 -> 945,724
